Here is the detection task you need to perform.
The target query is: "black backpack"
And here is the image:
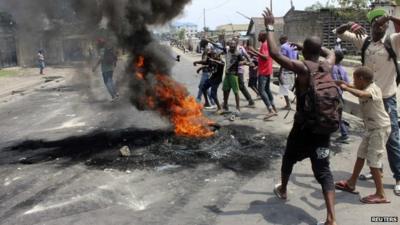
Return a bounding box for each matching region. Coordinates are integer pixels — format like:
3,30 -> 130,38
361,36 -> 400,85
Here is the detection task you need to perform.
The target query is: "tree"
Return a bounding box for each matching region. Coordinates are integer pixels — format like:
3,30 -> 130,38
335,0 -> 371,9
305,1 -> 335,11
305,1 -> 324,11
178,28 -> 186,40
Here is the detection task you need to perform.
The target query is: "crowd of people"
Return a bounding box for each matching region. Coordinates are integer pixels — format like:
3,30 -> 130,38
191,6 -> 400,225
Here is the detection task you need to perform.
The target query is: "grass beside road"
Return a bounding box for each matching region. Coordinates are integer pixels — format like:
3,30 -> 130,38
0,69 -> 18,77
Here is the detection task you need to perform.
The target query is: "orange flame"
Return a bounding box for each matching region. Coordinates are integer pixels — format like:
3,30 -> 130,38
135,56 -> 145,80
155,75 -> 214,138
133,56 -> 214,138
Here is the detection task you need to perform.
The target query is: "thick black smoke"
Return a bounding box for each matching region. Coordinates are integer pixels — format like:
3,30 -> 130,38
0,0 -> 192,112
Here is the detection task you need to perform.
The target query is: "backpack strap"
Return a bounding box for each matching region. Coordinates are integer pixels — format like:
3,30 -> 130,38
383,36 -> 400,86
361,37 -> 371,66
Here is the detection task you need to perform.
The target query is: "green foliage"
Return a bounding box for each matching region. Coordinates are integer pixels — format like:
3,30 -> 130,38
305,1 -> 323,11
336,0 -> 371,9
178,29 -> 186,40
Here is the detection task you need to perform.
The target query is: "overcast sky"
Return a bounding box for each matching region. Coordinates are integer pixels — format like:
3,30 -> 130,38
175,0 -> 333,29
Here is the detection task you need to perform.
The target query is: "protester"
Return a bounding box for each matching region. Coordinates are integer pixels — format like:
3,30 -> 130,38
193,47 -> 215,108
38,50 -> 45,75
263,7 -> 339,225
193,46 -> 215,107
335,66 -> 391,204
201,50 -> 225,114
248,55 -> 260,97
248,32 -> 278,120
237,40 -> 256,107
334,8 -> 400,196
279,35 -> 298,110
332,50 -> 350,143
209,39 -> 248,120
92,39 -> 119,101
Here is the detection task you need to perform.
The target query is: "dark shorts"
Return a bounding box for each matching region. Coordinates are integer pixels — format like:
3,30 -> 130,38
282,123 -> 335,192
285,124 -> 331,162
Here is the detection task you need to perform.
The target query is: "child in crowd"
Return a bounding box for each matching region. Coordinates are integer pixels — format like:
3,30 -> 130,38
335,67 -> 391,204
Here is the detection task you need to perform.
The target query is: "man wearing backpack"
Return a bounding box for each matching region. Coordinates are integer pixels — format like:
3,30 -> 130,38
334,8 -> 400,196
92,38 -> 119,101
263,7 -> 339,225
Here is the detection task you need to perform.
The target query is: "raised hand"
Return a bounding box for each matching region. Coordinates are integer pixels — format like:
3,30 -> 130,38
348,22 -> 367,39
262,7 -> 274,27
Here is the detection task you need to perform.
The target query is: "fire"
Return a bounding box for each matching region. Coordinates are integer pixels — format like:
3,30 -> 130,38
134,56 -> 214,138
135,56 -> 145,80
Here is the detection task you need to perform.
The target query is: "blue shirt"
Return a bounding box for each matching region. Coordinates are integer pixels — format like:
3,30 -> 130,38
280,42 -> 298,60
332,64 -> 350,83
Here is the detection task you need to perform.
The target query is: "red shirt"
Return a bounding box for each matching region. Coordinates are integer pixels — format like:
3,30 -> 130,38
258,41 -> 273,76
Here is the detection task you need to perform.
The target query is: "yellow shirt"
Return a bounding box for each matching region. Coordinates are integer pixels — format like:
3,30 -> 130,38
336,31 -> 400,98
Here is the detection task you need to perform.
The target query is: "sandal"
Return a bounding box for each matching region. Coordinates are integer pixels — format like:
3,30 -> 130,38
273,183 -> 287,200
360,194 -> 391,204
335,180 -> 359,194
394,184 -> 400,196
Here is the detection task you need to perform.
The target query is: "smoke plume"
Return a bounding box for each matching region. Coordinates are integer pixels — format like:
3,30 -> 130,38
1,0 -> 215,137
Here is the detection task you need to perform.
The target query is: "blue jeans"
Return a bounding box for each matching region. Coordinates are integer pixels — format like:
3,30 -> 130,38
197,72 -> 213,104
339,120 -> 348,137
102,71 -> 117,98
383,95 -> 400,181
258,75 -> 275,109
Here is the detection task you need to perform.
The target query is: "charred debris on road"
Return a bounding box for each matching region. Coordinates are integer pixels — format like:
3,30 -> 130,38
4,125 -> 287,173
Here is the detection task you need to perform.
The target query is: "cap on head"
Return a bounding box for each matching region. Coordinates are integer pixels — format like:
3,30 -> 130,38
367,8 -> 386,23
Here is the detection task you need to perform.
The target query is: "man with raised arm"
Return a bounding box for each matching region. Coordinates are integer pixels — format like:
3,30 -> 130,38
263,7 -> 338,225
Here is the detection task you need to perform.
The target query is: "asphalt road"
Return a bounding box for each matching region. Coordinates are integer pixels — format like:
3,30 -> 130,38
0,48 -> 399,225
0,50 -> 280,225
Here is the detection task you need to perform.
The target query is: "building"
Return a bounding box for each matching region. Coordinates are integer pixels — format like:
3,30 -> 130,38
172,22 -> 198,38
283,8 -> 370,55
0,0 -> 103,67
0,12 -> 17,68
246,17 -> 284,48
216,23 -> 248,37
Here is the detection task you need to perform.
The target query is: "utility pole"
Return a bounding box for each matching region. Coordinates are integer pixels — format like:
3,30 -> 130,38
270,0 -> 273,13
203,8 -> 206,32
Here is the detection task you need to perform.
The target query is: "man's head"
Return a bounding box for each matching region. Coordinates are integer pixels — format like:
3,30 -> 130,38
334,50 -> 344,65
302,36 -> 322,60
353,66 -> 374,90
229,40 -> 237,53
258,32 -> 267,42
368,8 -> 389,40
279,35 -> 288,45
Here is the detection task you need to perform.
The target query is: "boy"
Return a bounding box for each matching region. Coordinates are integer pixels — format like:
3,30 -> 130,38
335,66 -> 391,204
332,50 -> 350,142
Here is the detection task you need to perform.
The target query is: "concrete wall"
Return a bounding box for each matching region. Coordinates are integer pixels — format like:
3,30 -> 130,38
0,13 -> 17,67
284,10 -> 322,45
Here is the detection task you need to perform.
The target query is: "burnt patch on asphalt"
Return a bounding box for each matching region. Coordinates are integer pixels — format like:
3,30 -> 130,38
3,125 -> 286,173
